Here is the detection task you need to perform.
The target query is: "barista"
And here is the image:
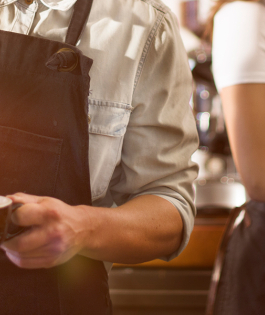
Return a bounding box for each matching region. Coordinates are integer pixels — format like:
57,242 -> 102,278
206,1 -> 265,314
0,0 -> 199,314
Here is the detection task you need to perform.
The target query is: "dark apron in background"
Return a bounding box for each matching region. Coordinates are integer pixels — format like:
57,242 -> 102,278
207,201 -> 265,315
0,0 -> 112,313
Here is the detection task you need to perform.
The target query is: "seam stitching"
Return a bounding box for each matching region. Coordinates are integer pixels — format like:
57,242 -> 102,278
132,11 -> 164,96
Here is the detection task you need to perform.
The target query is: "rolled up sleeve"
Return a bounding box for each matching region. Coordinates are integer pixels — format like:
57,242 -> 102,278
110,10 -> 199,259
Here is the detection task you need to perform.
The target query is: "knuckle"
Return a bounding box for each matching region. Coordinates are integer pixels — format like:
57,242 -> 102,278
54,242 -> 67,255
46,229 -> 66,254
51,237 -> 67,254
47,225 -> 63,240
13,192 -> 24,197
41,196 -> 51,205
44,208 -> 60,221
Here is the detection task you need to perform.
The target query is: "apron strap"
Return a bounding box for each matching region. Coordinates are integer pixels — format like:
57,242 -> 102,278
65,0 -> 94,46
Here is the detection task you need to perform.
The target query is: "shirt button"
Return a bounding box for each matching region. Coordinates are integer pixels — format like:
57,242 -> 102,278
25,0 -> 33,4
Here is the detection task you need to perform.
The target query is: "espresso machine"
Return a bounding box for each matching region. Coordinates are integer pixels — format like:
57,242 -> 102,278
189,45 -> 247,212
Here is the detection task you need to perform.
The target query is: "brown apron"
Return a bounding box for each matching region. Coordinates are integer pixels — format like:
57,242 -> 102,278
0,0 -> 112,313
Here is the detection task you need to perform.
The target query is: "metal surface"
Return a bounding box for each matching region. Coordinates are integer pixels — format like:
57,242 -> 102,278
195,178 -> 247,209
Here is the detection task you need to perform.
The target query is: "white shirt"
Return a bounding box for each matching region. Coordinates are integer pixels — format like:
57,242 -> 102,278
212,0 -> 265,91
0,0 -> 199,260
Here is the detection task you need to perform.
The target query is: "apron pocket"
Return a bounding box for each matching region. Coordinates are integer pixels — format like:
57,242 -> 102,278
0,125 -> 63,197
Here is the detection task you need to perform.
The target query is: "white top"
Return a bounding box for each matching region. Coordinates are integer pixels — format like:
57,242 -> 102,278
0,0 -> 199,261
212,0 -> 265,91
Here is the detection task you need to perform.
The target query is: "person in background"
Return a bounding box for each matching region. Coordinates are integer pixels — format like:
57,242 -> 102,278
205,0 -> 265,314
0,0 -> 199,314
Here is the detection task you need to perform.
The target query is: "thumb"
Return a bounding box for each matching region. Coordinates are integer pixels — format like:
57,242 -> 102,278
6,193 -> 43,205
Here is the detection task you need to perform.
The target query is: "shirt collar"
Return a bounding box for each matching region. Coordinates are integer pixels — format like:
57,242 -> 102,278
40,0 -> 77,11
0,0 -> 77,10
0,0 -> 16,7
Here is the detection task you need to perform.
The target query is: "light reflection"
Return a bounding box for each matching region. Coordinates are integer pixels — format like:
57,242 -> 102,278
125,25 -> 146,60
90,18 -> 121,51
197,112 -> 210,132
90,18 -> 146,61
200,89 -> 210,100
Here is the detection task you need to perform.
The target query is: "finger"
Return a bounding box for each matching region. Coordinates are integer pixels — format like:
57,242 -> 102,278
2,244 -> 49,258
1,225 -> 62,253
11,203 -> 44,226
3,241 -> 74,269
3,241 -> 61,259
6,193 -> 44,205
5,251 -> 58,269
1,226 -> 43,252
11,202 -> 59,227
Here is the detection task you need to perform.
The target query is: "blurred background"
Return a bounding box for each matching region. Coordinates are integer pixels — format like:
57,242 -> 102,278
109,1 -> 248,314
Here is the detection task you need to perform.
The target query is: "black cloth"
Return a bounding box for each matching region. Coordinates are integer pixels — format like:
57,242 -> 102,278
214,200 -> 265,315
0,0 -> 112,313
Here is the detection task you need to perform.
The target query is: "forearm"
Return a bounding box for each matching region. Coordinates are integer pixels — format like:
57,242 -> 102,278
221,84 -> 265,201
80,195 -> 183,264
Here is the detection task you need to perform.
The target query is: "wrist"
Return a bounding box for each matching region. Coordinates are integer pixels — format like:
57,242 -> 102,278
75,204 -> 107,258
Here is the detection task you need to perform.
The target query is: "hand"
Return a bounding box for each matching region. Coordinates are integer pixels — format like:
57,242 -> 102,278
0,193 -> 90,269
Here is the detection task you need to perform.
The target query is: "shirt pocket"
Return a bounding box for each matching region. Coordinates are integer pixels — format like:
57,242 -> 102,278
88,99 -> 132,200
